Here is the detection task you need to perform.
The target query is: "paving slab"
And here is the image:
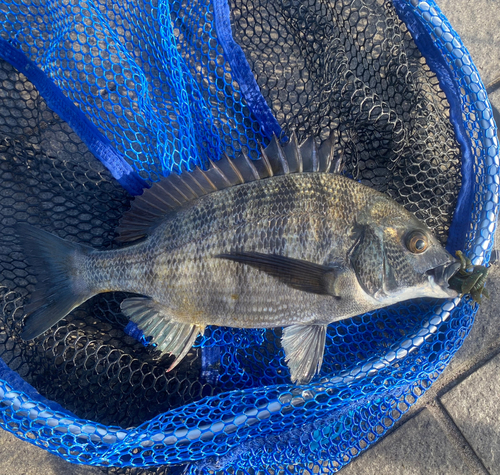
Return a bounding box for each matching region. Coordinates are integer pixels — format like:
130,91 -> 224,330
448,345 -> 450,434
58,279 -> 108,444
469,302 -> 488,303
337,409 -> 470,475
437,0 -> 500,86
0,2 -> 498,475
441,352 -> 500,475
434,0 -> 500,385
0,428 -> 104,475
443,260 -> 500,375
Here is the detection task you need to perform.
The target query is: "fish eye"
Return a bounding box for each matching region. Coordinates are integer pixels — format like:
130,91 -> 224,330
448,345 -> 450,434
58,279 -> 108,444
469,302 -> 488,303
405,231 -> 429,254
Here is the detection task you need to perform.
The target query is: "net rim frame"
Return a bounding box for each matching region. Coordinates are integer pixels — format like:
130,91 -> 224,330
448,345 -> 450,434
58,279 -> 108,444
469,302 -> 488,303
0,0 -> 498,469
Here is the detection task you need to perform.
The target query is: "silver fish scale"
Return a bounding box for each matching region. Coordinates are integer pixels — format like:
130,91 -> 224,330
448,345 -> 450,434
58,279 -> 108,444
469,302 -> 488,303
82,173 -> 398,328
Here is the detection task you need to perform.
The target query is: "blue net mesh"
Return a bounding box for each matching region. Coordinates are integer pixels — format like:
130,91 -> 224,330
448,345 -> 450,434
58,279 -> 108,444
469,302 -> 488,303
0,0 -> 498,473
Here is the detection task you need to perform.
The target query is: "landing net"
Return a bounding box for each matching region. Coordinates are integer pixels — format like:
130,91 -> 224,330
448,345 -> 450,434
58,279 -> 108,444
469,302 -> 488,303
0,0 -> 498,473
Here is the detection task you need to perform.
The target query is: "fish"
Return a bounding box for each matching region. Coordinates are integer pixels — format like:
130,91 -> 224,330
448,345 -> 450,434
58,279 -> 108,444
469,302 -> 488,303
16,133 -> 460,385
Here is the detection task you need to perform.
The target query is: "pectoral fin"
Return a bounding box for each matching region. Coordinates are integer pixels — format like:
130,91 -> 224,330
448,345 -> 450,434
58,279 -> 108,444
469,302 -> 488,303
121,297 -> 204,371
281,324 -> 327,384
217,252 -> 338,296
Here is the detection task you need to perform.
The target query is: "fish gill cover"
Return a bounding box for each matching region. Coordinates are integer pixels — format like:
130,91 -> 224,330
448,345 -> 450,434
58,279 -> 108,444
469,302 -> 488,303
0,0 -> 498,474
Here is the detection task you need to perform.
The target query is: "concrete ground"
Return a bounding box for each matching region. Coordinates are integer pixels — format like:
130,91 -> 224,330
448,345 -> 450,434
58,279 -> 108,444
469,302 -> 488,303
1,1 -> 499,474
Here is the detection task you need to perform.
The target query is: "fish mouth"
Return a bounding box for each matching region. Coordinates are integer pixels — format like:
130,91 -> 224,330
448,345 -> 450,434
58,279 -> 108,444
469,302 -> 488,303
426,260 -> 461,297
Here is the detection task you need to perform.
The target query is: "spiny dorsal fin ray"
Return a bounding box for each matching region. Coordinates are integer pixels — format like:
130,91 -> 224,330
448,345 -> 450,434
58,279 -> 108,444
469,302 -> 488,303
318,129 -> 343,173
261,135 -> 286,175
116,132 -> 344,242
299,136 -> 319,172
283,132 -> 302,173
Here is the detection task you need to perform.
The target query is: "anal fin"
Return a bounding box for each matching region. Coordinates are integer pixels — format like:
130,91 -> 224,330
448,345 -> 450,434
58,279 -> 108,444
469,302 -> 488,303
121,297 -> 204,371
282,324 -> 327,384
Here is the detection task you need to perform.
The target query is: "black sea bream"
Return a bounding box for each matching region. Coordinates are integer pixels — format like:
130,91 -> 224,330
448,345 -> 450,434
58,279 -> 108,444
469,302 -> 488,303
17,134 -> 460,384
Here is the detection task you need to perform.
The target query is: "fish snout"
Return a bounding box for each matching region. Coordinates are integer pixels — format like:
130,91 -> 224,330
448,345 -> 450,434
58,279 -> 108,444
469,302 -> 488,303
426,260 -> 461,297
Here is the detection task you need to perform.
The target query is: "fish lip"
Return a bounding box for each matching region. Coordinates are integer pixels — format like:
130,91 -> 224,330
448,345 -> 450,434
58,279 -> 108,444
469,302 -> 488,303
426,260 -> 461,296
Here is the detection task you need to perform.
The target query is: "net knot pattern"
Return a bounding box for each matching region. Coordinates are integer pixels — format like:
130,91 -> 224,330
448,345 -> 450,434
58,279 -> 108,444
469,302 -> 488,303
0,0 -> 498,473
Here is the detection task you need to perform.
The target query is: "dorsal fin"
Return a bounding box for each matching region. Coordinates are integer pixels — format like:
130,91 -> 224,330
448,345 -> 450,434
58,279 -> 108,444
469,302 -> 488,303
116,132 -> 344,242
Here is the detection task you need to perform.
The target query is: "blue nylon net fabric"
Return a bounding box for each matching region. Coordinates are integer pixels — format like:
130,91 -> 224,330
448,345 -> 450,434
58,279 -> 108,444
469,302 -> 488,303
0,0 -> 498,473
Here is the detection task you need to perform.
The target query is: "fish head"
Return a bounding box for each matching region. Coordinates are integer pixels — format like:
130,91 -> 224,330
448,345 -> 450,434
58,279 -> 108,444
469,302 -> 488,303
350,196 -> 460,304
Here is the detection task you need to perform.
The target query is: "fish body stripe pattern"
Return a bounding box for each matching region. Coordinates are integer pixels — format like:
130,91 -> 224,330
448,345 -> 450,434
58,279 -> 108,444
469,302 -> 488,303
82,173 -> 431,328
18,134 -> 458,384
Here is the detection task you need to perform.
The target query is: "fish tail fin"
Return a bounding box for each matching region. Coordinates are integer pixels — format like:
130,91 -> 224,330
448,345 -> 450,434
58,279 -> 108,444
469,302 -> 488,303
16,224 -> 94,340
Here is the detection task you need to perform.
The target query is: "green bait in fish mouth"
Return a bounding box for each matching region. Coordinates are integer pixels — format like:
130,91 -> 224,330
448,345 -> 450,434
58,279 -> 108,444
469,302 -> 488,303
448,250 -> 490,304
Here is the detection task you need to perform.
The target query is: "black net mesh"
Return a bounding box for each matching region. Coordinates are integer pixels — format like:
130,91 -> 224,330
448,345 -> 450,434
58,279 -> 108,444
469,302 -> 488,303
0,0 -> 491,472
0,59 -> 217,429
230,0 -> 461,242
